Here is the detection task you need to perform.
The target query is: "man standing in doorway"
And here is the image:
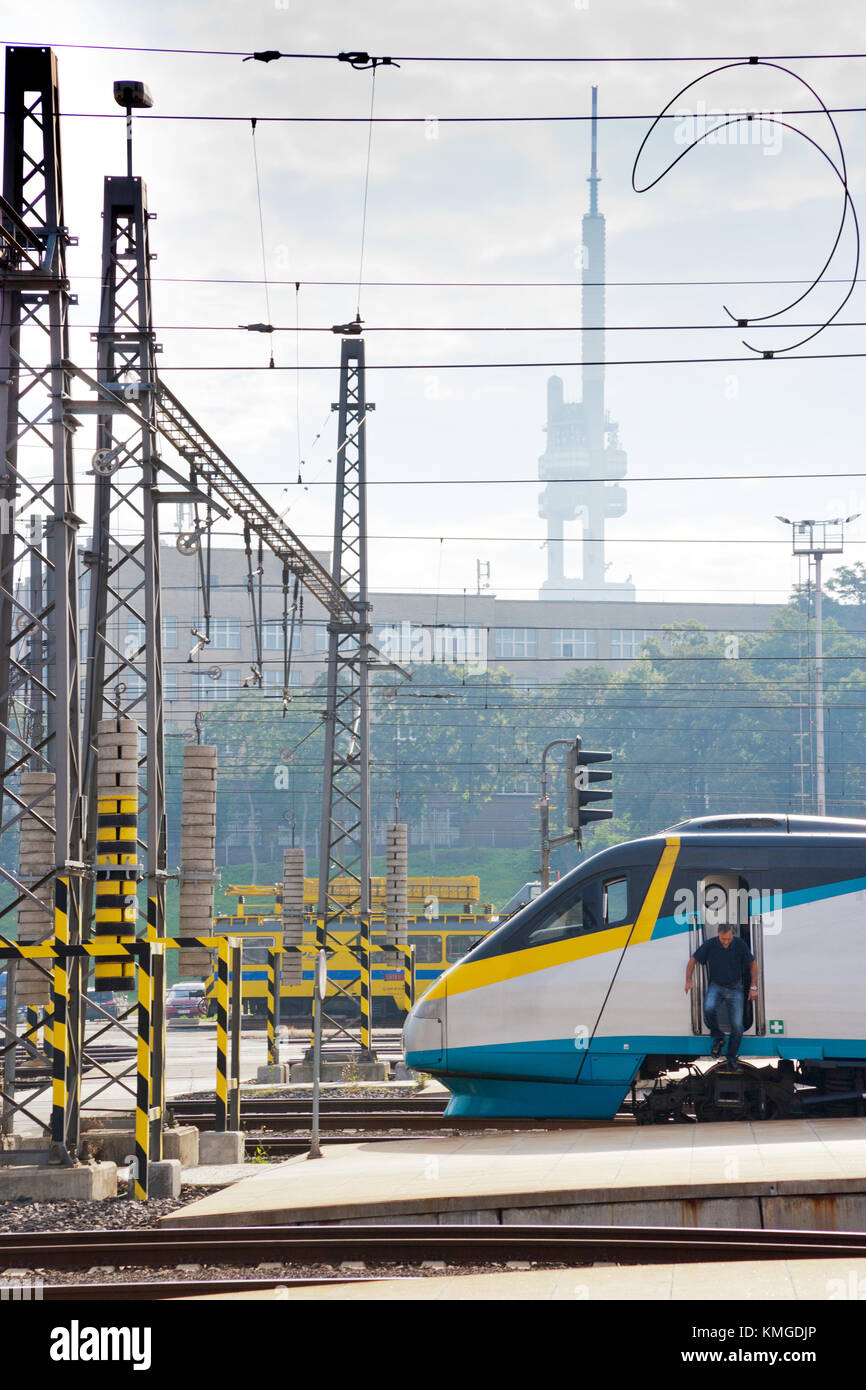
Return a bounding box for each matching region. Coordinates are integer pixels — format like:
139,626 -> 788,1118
685,924 -> 758,1070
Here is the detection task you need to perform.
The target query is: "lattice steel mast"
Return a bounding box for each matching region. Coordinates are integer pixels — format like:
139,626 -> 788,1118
0,46 -> 85,1152
316,337 -> 375,1054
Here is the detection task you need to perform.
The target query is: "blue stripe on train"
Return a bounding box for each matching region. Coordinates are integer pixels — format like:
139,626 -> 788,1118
406,1034 -> 866,1118
651,874 -> 866,942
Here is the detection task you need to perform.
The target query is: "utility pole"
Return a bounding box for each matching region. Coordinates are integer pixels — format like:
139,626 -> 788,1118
81,80 -> 174,1180
777,515 -> 859,815
0,46 -> 85,1156
317,336 -> 375,1056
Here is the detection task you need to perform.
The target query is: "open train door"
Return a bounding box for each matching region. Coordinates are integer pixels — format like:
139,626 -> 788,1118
692,873 -> 766,1037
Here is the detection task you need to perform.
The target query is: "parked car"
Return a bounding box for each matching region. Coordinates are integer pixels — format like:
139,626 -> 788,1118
84,990 -> 125,1020
166,980 -> 209,1019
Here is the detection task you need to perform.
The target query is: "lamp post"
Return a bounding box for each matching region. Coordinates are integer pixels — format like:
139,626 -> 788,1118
113,80 -> 154,177
777,515 -> 860,815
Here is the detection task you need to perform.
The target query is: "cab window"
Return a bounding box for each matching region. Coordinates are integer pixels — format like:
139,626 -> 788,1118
603,877 -> 628,925
504,879 -> 603,953
445,934 -> 472,963
408,934 -> 442,964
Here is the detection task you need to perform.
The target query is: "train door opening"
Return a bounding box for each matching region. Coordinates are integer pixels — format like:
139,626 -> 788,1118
690,873 -> 766,1037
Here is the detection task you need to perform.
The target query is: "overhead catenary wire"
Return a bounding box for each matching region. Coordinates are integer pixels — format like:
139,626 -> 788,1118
49,105 -> 866,123
59,274 -> 866,289
355,65 -> 378,321
12,41 -> 866,60
59,350 -> 866,370
632,59 -> 860,356
70,319 -> 866,334
249,118 -> 275,368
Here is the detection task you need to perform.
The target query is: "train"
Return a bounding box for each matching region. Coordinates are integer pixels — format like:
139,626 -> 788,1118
209,877 -> 495,1021
403,814 -> 866,1122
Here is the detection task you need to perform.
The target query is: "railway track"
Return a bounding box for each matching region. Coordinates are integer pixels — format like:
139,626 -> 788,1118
167,1095 -> 633,1135
169,1110 -> 625,1135
4,1223 -> 866,1300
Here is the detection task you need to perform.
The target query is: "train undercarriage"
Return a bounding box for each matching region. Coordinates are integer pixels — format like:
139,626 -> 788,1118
633,1057 -> 866,1123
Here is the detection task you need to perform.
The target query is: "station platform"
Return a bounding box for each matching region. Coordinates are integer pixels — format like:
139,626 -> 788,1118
187,1256 -> 866,1300
162,1116 -> 866,1230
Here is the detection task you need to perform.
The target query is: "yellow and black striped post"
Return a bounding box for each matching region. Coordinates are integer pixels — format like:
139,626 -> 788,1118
134,941 -> 152,1200
41,1001 -> 53,1060
360,914 -> 372,1056
150,937 -> 165,1167
310,921 -> 326,1048
94,791 -> 137,991
398,941 -> 417,1014
50,878 -> 71,1145
147,897 -> 165,1163
266,945 -> 279,1066
215,936 -> 229,1132
229,940 -> 242,1131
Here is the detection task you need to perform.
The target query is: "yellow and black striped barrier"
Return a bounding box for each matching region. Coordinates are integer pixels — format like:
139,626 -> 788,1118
50,877 -> 71,1146
134,939 -> 152,1201
229,941 -> 241,1131
94,794 -> 138,991
215,939 -> 229,1134
397,942 -> 416,1014
266,946 -> 281,1066
214,936 -> 242,1133
360,916 -> 371,1055
1,931 -> 263,1195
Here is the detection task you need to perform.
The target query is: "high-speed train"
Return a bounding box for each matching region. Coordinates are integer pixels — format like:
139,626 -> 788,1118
402,814 -> 866,1120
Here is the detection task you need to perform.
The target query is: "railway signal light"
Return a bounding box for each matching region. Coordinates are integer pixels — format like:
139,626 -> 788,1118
566,737 -> 613,845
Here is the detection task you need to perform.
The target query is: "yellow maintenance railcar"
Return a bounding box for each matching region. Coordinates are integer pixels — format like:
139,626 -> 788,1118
211,878 -> 495,1022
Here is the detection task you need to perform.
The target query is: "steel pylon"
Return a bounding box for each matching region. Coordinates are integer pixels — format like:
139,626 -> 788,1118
0,46 -> 85,1152
316,337 -> 374,1054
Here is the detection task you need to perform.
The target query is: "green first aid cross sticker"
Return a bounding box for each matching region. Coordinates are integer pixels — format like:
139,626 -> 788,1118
769,1019 -> 785,1035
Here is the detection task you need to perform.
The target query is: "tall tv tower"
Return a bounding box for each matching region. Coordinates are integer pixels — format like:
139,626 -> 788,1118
538,87 -> 633,599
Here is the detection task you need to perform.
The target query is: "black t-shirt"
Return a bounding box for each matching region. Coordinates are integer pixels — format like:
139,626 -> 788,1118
693,935 -> 754,987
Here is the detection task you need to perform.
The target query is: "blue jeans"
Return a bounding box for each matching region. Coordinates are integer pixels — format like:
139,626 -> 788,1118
704,983 -> 744,1059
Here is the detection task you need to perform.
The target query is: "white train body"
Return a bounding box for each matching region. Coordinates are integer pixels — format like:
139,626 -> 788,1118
403,815 -> 866,1117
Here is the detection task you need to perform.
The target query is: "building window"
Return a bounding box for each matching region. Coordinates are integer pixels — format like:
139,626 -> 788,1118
552,628 -> 597,659
263,666 -> 301,692
262,621 -> 286,651
211,669 -> 240,701
610,630 -> 648,660
433,625 -> 485,665
164,670 -> 178,701
162,617 -> 178,649
193,672 -> 220,702
209,618 -> 241,649
494,628 -> 537,659
512,677 -> 538,692
309,622 -> 330,653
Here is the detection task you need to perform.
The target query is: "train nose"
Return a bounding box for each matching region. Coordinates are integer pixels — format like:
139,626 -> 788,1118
403,993 -> 446,1070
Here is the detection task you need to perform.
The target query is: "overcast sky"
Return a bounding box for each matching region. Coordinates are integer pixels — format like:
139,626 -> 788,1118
5,0 -> 866,606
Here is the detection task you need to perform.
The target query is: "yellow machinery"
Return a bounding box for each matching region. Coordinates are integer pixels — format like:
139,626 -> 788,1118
210,878 -> 494,1022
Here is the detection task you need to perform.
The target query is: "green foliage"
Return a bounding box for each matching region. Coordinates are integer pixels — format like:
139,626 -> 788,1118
155,596 -> 866,919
